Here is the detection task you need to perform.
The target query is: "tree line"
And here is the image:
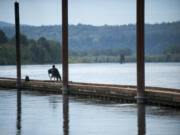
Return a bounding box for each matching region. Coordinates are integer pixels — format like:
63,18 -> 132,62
0,30 -> 62,65
0,29 -> 133,65
0,29 -> 180,65
70,48 -> 132,57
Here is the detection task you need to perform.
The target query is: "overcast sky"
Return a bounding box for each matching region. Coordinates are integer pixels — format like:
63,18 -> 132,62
0,0 -> 180,26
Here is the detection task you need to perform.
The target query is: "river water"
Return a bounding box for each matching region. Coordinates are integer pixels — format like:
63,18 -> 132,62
0,63 -> 180,89
0,63 -> 180,135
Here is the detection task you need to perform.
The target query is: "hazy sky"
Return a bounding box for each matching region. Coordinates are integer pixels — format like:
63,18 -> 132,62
0,0 -> 180,26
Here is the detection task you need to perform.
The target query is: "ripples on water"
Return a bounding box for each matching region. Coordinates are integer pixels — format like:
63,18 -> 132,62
0,89 -> 180,135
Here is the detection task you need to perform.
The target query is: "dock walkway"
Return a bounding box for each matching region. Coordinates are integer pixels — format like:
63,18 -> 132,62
0,77 -> 180,107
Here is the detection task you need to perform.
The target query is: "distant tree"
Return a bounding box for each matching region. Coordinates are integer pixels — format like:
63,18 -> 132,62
10,34 -> 29,45
20,34 -> 28,45
163,45 -> 180,54
0,29 -> 8,44
37,37 -> 49,50
37,37 -> 47,45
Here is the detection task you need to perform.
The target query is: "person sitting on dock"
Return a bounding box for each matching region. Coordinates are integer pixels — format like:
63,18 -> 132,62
25,75 -> 30,82
48,65 -> 62,81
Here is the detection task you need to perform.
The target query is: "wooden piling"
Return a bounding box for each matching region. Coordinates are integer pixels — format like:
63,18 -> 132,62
136,0 -> 145,103
15,2 -> 21,90
62,0 -> 69,94
63,94 -> 69,135
137,103 -> 146,135
17,91 -> 22,130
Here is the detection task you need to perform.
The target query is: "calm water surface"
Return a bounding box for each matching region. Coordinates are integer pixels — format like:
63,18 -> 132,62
0,63 -> 180,89
0,63 -> 180,135
0,90 -> 180,135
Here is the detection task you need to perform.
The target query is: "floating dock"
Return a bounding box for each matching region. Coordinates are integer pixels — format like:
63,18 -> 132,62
0,77 -> 180,108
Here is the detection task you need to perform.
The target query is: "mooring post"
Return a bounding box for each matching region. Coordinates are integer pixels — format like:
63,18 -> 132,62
62,0 -> 69,94
137,103 -> 146,135
15,2 -> 21,90
17,91 -> 22,131
136,0 -> 145,103
63,95 -> 69,135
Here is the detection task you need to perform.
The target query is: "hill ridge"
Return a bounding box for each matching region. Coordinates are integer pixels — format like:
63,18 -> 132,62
1,21 -> 180,55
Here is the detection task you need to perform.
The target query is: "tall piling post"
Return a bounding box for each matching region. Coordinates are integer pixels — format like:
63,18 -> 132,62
137,103 -> 146,135
17,91 -> 22,132
136,0 -> 145,103
15,2 -> 21,90
62,0 -> 69,94
63,95 -> 69,135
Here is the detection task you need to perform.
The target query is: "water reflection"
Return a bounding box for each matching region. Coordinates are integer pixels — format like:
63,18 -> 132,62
16,91 -> 22,135
0,89 -> 180,135
137,103 -> 146,135
63,94 -> 69,135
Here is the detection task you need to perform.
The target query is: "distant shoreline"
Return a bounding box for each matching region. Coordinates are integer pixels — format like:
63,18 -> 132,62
69,55 -> 180,63
0,61 -> 180,66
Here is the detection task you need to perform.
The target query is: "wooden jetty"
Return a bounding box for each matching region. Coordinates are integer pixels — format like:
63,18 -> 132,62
0,77 -> 180,108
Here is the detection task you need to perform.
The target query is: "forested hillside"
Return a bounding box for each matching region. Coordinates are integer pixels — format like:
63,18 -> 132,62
1,28 -> 180,65
0,30 -> 61,65
1,21 -> 180,55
